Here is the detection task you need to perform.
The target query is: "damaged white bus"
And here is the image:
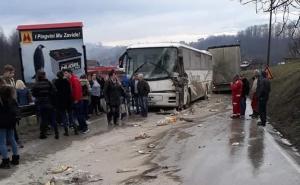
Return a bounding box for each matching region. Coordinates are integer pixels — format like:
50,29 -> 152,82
119,43 -> 213,108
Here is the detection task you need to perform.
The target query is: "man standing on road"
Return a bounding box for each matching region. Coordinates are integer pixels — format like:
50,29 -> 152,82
230,75 -> 243,119
31,71 -> 59,139
131,74 -> 140,114
103,70 -> 125,125
250,70 -> 260,118
257,71 -> 271,126
137,74 -> 150,117
63,69 -> 89,134
240,75 -> 250,118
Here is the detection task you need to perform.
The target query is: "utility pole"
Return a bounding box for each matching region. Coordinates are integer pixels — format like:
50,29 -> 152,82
266,0 -> 273,66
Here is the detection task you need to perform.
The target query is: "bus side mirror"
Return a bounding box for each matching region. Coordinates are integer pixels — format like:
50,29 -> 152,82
119,59 -> 124,68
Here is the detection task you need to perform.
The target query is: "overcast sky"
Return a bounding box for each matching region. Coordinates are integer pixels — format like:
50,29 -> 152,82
0,0 -> 270,46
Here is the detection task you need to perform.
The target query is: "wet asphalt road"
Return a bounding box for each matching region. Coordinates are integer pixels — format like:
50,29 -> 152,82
155,101 -> 300,185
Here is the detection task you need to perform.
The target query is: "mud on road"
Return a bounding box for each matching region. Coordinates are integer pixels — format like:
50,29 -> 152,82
0,94 -> 229,185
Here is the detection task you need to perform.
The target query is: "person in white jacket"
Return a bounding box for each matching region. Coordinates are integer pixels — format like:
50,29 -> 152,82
249,70 -> 260,118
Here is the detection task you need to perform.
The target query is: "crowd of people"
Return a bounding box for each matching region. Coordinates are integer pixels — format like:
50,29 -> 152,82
0,64 -> 150,169
230,69 -> 271,127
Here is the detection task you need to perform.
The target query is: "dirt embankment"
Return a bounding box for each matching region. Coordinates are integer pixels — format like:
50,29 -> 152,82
268,62 -> 300,149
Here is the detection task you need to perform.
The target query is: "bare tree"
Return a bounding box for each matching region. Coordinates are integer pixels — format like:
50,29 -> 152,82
239,0 -> 300,36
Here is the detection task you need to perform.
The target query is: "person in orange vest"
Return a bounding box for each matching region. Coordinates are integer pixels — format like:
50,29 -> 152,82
230,75 -> 243,119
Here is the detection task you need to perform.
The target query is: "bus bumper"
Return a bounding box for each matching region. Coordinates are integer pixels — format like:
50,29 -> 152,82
148,92 -> 177,107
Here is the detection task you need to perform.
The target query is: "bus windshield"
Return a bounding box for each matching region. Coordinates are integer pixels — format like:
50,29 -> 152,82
127,47 -> 177,80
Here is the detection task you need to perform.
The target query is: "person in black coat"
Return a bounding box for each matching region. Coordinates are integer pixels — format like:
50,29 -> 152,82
53,71 -> 72,136
137,74 -> 150,117
103,70 -> 125,125
240,75 -> 250,118
257,71 -> 271,126
0,77 -> 20,169
32,71 -> 59,139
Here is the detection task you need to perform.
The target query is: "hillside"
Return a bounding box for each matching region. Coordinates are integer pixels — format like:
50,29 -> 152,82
268,62 -> 300,149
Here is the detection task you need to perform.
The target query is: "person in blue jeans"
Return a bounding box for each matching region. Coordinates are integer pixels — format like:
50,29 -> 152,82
137,74 -> 150,117
0,78 -> 20,169
63,69 -> 89,134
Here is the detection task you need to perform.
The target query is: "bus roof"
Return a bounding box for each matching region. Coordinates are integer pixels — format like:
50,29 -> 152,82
127,43 -> 212,56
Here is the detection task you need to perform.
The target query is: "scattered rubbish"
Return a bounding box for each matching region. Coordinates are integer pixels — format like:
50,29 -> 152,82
232,142 -> 240,146
71,171 -> 103,184
147,144 -> 156,148
156,121 -> 169,126
209,109 -> 219,112
197,124 -> 203,127
135,133 -> 150,140
143,175 -> 157,179
161,166 -> 169,169
45,178 -> 56,185
45,166 -> 103,185
292,147 -> 298,152
156,116 -> 177,126
137,150 -> 152,154
281,138 -> 292,146
116,169 -> 138,173
179,117 -> 194,122
138,150 -> 146,154
198,145 -> 206,149
49,165 -> 72,174
183,114 -> 188,116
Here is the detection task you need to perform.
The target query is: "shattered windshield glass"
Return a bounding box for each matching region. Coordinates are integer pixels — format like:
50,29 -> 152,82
127,48 -> 177,80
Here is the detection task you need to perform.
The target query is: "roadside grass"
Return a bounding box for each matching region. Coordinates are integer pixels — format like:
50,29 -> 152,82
269,62 -> 300,149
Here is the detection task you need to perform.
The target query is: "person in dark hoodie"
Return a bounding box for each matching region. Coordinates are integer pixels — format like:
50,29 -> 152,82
53,71 -> 73,136
103,70 -> 125,125
0,77 -> 20,169
257,71 -> 271,126
32,71 -> 59,139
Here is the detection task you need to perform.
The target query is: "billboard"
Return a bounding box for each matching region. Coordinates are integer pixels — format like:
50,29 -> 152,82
17,22 -> 86,83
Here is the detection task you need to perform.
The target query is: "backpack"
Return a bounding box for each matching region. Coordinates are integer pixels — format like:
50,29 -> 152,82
82,83 -> 89,97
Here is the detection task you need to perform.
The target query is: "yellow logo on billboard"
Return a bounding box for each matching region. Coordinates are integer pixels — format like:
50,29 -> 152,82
21,31 -> 33,44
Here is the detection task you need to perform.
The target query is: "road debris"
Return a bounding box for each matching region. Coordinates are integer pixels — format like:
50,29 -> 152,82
156,116 -> 177,126
116,168 -> 138,173
135,133 -> 150,140
147,144 -> 156,148
197,124 -> 203,127
49,165 -> 72,174
138,150 -> 146,154
137,150 -> 152,154
232,142 -> 240,146
209,109 -> 219,112
44,170 -> 103,185
281,138 -> 292,146
179,117 -> 194,122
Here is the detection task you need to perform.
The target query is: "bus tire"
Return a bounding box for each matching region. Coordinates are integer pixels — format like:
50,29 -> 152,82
184,91 -> 191,109
204,84 -> 209,100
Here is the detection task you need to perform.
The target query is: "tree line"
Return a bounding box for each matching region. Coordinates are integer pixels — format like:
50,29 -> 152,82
0,30 -> 21,78
190,24 -> 300,65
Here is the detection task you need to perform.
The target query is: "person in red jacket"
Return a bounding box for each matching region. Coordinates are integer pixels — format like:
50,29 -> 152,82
230,75 -> 243,119
63,69 -> 89,134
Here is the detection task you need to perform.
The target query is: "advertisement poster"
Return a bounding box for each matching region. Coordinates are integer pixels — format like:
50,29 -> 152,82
17,22 -> 85,83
